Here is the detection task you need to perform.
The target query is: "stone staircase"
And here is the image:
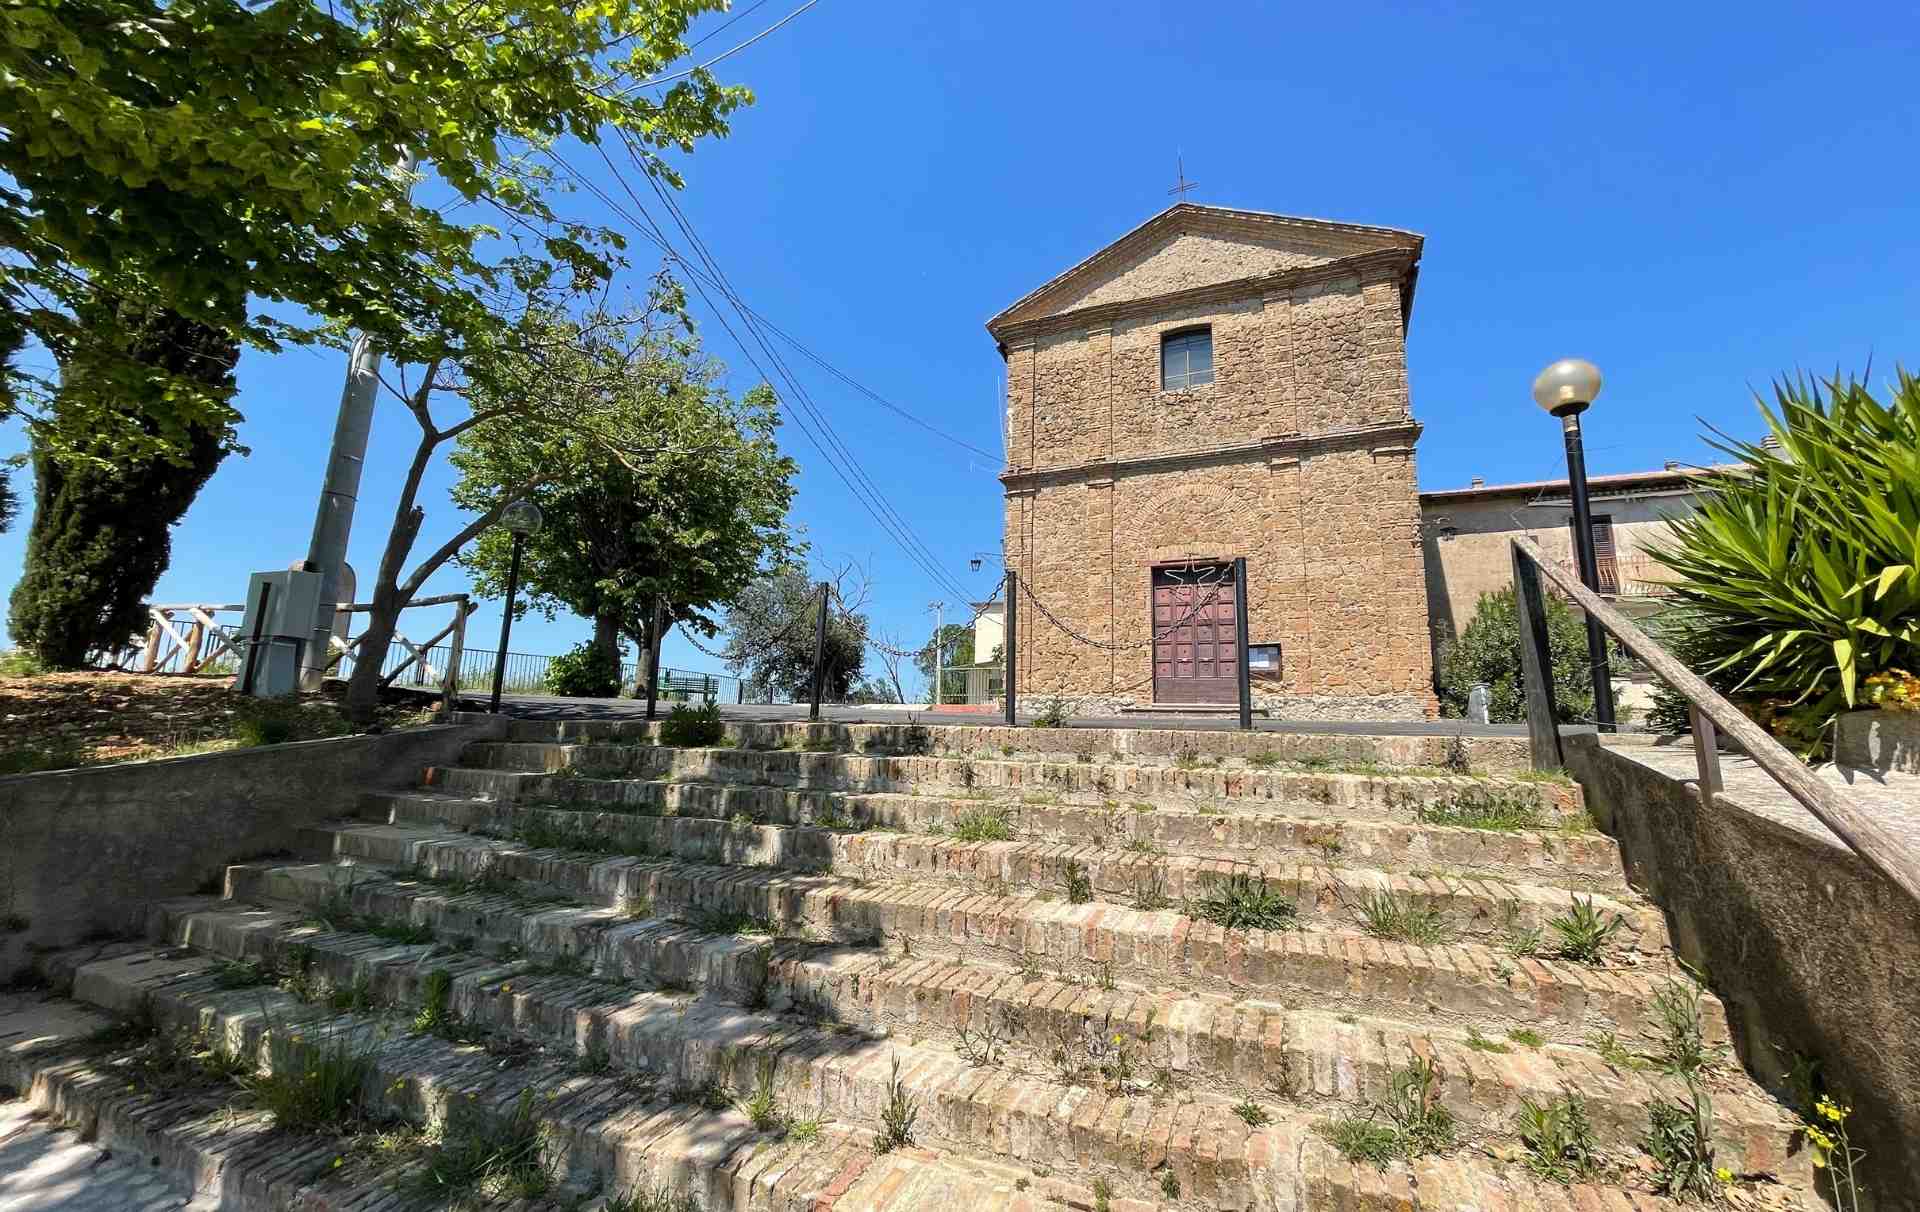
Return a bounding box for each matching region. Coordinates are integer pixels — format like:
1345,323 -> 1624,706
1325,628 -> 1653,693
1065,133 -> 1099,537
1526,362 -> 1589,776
2,719 -> 1819,1210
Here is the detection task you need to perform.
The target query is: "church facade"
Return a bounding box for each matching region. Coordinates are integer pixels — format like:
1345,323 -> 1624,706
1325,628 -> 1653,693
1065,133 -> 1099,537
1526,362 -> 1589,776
988,204 -> 1435,719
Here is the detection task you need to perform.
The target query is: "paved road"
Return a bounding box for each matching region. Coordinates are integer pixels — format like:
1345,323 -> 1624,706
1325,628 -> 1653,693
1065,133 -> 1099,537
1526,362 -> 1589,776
451,691 -> 1582,738
0,1101 -> 197,1212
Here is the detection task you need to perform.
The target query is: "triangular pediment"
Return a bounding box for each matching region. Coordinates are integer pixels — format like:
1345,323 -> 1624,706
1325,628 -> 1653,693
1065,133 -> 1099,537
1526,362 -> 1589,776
988,204 -> 1421,335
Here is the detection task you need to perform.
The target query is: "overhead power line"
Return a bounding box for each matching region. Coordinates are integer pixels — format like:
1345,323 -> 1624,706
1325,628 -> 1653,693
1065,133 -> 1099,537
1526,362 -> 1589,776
562,138 -> 978,607
624,0 -> 820,95
543,148 -> 995,462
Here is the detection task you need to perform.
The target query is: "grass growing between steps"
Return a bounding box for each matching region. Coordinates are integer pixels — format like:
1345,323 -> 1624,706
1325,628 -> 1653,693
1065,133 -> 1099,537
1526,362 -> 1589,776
1316,1052 -> 1455,1168
1353,891 -> 1456,946
1183,873 -> 1297,931
247,1018 -> 382,1132
409,1089 -> 553,1205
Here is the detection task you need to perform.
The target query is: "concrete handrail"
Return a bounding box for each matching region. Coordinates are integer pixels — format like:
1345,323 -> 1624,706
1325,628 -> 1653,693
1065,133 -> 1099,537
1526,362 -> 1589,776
1511,534 -> 1920,907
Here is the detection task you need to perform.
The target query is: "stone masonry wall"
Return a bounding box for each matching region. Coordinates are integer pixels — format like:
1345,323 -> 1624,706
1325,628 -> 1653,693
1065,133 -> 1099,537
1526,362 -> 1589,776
999,245 -> 1435,719
0,719 -> 507,982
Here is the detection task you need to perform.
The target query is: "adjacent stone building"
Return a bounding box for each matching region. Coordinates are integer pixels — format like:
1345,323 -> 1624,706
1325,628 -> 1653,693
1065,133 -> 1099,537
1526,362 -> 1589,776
988,203 -> 1435,719
1419,463 -> 1729,660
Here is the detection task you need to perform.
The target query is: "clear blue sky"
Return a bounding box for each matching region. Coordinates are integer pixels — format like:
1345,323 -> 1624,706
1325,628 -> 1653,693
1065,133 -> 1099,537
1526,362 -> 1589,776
3,1 -> 1917,692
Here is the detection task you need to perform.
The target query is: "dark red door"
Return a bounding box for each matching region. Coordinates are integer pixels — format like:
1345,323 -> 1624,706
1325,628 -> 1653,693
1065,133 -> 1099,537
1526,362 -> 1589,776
1151,563 -> 1237,704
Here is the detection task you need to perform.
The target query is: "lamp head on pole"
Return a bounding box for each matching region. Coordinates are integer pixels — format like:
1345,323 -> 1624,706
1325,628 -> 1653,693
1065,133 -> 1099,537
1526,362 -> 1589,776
1531,358 -> 1603,418
969,557 -> 983,574
500,499 -> 544,537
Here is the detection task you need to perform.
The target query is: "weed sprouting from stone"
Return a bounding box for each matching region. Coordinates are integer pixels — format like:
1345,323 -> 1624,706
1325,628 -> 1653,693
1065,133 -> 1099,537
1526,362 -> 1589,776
949,806 -> 1015,843
247,1018 -> 380,1132
1232,1096 -> 1271,1127
1353,891 -> 1455,946
410,1088 -> 552,1204
1642,1080 -> 1724,1200
1060,859 -> 1093,904
1515,1091 -> 1600,1183
1415,787 -> 1545,832
873,1054 -> 918,1153
1185,874 -> 1296,932
1546,895 -> 1625,964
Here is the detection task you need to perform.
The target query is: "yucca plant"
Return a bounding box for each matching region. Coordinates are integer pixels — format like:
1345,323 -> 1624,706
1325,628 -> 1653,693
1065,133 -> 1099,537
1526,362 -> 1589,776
1644,369 -> 1920,752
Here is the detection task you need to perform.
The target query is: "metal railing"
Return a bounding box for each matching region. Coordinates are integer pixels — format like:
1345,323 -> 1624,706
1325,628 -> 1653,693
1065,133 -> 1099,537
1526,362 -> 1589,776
1511,535 -> 1920,906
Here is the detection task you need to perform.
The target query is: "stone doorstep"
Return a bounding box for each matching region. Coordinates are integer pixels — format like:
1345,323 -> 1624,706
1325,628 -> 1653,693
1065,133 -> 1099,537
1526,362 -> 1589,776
500,717 -> 1537,775
443,745 -> 1583,819
222,854 -> 1724,1049
313,816 -> 1658,950
364,784 -> 1633,895
0,992 -> 1031,1212
139,902 -> 1805,1175
54,942 -> 1808,1201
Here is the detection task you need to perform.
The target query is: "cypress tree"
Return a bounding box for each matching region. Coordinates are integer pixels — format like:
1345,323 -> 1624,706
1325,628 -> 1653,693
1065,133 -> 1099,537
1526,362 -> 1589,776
7,303 -> 239,667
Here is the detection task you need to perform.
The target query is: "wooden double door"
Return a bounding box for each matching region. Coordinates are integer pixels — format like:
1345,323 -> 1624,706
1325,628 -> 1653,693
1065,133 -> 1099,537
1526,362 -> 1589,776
1150,563 -> 1238,704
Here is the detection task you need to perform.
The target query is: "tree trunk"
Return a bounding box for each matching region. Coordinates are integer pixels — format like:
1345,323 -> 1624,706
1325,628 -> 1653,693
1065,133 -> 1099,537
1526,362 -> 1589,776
343,586 -> 403,722
637,630 -> 660,695
592,609 -> 623,672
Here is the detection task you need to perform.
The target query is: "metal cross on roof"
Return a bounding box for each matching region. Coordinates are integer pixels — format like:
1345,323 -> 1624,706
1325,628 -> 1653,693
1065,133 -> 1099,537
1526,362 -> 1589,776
1168,155 -> 1197,200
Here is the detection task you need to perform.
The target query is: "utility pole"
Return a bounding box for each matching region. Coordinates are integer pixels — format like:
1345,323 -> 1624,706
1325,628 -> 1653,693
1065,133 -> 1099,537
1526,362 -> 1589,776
928,600 -> 944,706
297,150 -> 418,688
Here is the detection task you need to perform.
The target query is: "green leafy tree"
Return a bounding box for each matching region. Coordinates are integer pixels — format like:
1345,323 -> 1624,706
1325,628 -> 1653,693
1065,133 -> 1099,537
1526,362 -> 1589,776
1644,370 -> 1920,749
722,565 -> 867,701
450,327 -> 798,685
7,302 -> 238,667
1,0 -> 747,460
339,275 -> 694,720
0,454 -> 19,535
1435,587 -> 1607,725
915,622 -> 974,705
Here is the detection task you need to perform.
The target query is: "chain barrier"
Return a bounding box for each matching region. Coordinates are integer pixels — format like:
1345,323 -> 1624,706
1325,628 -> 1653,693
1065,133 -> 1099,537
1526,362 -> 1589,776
1015,575 -> 1227,654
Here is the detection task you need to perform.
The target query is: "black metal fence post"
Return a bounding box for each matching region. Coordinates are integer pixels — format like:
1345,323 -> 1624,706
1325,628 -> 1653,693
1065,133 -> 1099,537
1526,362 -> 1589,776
489,533 -> 526,713
644,598 -> 665,721
1512,544 -> 1566,771
1233,557 -> 1252,731
1002,570 -> 1018,727
808,581 -> 830,722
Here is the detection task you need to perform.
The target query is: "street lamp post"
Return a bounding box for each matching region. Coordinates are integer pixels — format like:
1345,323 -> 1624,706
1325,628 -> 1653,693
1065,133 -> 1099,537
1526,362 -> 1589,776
488,499 -> 544,714
1531,358 -> 1617,732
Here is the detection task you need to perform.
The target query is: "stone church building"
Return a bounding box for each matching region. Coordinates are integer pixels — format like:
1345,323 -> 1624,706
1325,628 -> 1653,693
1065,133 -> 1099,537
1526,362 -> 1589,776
988,203 -> 1435,719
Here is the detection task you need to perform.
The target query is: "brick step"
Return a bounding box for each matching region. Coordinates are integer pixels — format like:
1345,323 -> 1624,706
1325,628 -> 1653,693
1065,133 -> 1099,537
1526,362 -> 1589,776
4,976 -> 1048,1212
495,715 -> 1537,774
445,742 -> 1582,822
142,901 -> 1806,1175
225,848 -> 1718,1045
368,778 -> 1630,893
316,814 -> 1660,950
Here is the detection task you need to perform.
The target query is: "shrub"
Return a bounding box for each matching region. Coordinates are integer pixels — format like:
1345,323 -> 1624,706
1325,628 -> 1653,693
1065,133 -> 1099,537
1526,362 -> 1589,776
544,642 -> 621,697
659,701 -> 724,747
1645,370 -> 1920,754
1435,588 -> 1617,724
0,648 -> 45,677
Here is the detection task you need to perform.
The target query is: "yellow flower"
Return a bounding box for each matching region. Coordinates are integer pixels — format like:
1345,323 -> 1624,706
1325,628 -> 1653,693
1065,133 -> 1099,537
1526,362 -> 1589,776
1715,1167 -> 1734,1185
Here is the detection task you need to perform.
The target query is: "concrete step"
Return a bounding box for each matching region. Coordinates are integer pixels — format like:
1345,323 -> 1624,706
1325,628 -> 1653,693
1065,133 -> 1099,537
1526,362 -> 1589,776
44,938 -> 1810,1202
138,901 -> 1807,1174
364,780 -> 1632,893
447,742 -> 1585,822
313,815 -> 1662,950
495,716 -> 1537,773
0,983 -> 1048,1212
224,847 -> 1718,1046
